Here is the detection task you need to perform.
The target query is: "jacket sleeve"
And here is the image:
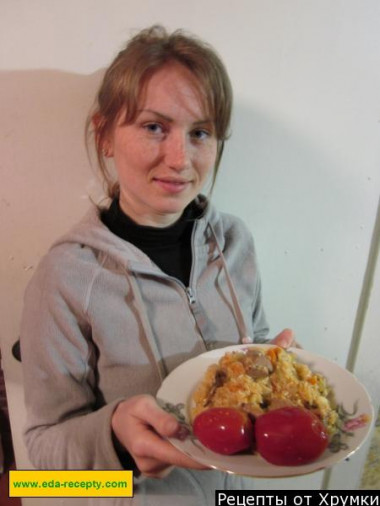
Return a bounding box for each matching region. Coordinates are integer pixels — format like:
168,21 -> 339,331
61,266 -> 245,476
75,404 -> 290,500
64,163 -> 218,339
20,253 -> 124,470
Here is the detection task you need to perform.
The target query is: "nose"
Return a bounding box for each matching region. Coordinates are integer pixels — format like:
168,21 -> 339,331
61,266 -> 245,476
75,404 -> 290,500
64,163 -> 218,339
163,132 -> 190,171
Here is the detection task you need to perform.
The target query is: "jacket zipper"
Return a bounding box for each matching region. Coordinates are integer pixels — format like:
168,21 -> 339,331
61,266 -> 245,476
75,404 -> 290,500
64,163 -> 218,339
185,287 -> 196,305
176,217 -> 198,307
126,219 -> 201,308
126,217 -> 210,350
186,216 -> 199,301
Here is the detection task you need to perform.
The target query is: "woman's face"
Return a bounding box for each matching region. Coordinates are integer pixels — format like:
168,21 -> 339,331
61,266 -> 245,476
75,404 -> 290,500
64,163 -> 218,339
106,62 -> 218,227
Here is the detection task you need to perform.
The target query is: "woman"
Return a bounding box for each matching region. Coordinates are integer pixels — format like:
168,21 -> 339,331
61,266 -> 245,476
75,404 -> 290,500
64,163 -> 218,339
20,25 -> 294,504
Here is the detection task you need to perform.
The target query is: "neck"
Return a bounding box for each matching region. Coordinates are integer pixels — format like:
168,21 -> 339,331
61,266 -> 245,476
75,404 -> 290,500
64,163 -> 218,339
118,199 -> 182,228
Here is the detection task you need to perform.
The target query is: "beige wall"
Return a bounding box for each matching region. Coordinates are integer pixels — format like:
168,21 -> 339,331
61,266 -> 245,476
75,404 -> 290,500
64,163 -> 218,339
1,1 -> 379,500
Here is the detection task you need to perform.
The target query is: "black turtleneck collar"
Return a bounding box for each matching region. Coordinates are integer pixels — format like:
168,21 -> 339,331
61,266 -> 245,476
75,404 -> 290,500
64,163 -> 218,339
101,199 -> 202,285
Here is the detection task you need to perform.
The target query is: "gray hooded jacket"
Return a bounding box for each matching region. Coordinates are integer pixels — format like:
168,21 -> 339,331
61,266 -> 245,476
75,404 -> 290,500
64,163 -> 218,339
20,197 -> 269,504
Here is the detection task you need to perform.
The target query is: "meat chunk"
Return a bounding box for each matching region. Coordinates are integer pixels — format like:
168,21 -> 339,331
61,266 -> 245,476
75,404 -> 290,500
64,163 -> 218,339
242,349 -> 273,379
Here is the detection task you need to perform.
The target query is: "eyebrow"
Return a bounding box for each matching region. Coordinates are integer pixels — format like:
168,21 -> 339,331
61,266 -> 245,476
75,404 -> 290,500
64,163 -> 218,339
138,109 -> 213,126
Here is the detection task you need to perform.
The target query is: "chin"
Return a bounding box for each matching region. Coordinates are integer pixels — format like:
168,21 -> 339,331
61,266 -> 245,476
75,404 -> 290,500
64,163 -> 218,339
157,197 -> 193,214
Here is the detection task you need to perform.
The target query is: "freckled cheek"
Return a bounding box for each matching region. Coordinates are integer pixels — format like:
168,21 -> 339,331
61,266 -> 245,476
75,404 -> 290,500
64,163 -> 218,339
202,145 -> 218,172
133,143 -> 161,166
196,160 -> 215,184
113,144 -> 158,173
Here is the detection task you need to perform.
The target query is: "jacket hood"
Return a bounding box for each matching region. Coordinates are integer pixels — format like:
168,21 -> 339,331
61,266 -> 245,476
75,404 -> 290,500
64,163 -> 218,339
50,194 -> 254,352
51,195 -> 221,270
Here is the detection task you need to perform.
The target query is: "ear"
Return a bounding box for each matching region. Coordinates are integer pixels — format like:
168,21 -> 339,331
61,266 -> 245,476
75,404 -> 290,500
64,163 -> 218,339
92,113 -> 113,158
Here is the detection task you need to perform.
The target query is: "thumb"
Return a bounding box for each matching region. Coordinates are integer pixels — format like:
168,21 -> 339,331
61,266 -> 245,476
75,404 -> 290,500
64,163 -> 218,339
157,412 -> 181,438
272,328 -> 295,348
135,396 -> 181,437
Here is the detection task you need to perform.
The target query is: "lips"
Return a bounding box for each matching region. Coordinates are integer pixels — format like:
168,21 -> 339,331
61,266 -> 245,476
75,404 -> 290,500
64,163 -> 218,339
153,177 -> 190,194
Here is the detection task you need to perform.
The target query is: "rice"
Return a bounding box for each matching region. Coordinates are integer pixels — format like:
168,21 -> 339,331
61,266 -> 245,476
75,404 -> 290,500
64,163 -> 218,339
191,346 -> 338,434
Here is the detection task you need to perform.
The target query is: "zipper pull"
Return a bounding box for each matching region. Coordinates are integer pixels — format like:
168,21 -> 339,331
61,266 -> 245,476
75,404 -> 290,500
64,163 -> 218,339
186,287 -> 196,305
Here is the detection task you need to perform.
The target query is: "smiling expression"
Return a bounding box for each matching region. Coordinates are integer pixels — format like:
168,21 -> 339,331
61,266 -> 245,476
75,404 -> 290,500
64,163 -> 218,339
106,62 -> 218,227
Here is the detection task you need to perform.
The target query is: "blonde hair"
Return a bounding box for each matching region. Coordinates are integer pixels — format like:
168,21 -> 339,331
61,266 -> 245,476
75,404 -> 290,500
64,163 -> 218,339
86,25 -> 233,199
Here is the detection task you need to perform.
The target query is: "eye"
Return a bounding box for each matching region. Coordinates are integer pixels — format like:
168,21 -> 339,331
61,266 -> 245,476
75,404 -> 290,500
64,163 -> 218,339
143,122 -> 165,135
191,128 -> 211,141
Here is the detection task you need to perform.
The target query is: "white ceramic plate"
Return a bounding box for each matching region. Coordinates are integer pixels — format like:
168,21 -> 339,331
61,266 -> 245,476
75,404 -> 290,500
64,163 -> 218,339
156,344 -> 374,478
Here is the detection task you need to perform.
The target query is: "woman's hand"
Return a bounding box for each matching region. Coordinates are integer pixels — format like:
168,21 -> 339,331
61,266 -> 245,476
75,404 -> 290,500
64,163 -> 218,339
270,328 -> 300,349
111,394 -> 207,478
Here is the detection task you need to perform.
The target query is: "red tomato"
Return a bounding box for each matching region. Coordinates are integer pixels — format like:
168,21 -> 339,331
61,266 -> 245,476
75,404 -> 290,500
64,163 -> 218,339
255,407 -> 329,466
193,407 -> 254,455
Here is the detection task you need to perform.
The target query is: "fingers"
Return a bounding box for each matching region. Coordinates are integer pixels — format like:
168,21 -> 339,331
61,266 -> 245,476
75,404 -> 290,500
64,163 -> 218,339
131,419 -> 206,470
131,396 -> 181,438
142,466 -> 175,479
111,395 -> 208,476
270,328 -> 295,349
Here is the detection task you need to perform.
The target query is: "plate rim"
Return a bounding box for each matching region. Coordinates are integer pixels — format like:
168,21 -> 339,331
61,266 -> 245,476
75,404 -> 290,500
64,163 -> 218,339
157,344 -> 375,478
